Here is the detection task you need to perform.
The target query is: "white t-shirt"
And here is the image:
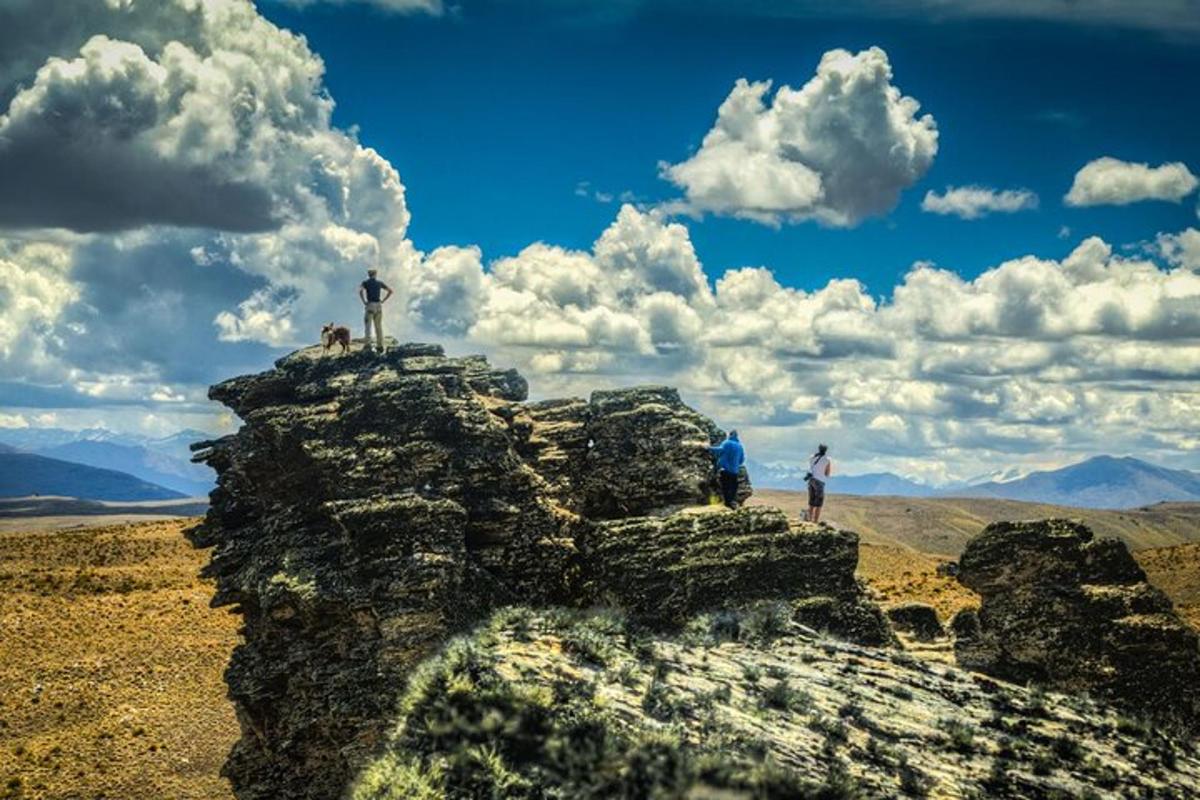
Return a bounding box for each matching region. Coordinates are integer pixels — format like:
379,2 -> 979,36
809,454 -> 830,484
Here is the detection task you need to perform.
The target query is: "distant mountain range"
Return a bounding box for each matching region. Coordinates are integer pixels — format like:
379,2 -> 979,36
749,456 -> 1200,510
748,460 -> 935,497
940,456 -> 1200,510
34,440 -> 214,496
0,451 -> 186,501
0,427 -> 216,501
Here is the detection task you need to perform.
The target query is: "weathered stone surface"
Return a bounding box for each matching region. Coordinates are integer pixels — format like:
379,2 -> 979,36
955,518 -> 1200,728
192,343 -> 886,800
351,608 -> 1200,799
577,507 -> 870,626
886,602 -> 946,642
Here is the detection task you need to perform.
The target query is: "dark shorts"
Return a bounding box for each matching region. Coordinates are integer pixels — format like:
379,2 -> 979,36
719,469 -> 740,506
807,478 -> 825,508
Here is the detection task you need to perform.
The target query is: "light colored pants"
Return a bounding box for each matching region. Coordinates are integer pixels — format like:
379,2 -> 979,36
364,302 -> 384,350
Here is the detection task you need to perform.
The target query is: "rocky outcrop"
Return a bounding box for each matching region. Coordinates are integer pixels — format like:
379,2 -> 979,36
955,518 -> 1200,728
352,607 -> 1200,799
190,343 -> 884,800
887,602 -> 945,642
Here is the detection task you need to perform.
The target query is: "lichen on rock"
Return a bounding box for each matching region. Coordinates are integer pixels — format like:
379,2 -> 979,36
350,607 -> 1200,799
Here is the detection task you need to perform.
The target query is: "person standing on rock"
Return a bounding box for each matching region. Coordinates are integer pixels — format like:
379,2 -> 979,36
711,431 -> 745,510
806,443 -> 832,523
358,268 -> 393,353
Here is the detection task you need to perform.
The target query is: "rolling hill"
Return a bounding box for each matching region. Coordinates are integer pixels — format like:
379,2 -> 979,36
748,455 -> 1200,509
747,459 -> 934,496
750,489 -> 1200,556
0,452 -> 185,502
36,440 -> 214,497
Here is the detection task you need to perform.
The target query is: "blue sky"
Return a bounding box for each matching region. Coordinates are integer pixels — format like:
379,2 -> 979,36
263,1 -> 1199,291
0,0 -> 1198,480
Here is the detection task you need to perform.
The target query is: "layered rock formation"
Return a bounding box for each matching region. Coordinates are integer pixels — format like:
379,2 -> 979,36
352,607 -> 1200,799
955,519 -> 1200,729
190,343 -> 884,800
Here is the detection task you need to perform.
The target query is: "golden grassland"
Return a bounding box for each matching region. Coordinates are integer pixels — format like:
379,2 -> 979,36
1,501 -> 1198,799
1137,541 -> 1200,630
0,519 -> 238,800
752,489 -> 1200,555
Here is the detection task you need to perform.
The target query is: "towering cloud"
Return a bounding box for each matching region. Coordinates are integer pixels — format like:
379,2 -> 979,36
0,0 -> 413,405
660,47 -> 938,227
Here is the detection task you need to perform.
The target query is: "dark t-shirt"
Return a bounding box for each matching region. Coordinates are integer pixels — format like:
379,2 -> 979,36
361,277 -> 389,303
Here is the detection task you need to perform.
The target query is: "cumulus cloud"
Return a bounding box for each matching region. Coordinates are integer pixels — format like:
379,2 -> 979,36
1065,157 -> 1199,207
660,47 -> 937,227
0,0 -> 413,422
2,0 -> 1198,479
1157,228 -> 1200,272
0,1 -> 409,238
0,238 -> 78,379
921,186 -> 1039,219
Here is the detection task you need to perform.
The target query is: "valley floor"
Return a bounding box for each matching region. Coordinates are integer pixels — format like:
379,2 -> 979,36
0,519 -> 238,800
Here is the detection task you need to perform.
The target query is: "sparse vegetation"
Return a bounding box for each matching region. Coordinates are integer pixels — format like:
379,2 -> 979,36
0,519 -> 238,800
8,510 -> 1200,800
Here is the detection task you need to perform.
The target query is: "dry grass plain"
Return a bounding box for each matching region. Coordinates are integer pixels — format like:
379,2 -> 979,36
752,489 -> 1200,555
752,489 -> 1200,628
0,519 -> 238,800
2,495 -> 1198,799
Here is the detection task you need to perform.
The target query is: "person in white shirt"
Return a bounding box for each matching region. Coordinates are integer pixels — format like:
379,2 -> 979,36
806,443 -> 832,523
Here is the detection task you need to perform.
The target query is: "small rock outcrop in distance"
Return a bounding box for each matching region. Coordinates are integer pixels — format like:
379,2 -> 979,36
886,602 -> 945,642
954,518 -> 1200,728
190,342 -> 886,800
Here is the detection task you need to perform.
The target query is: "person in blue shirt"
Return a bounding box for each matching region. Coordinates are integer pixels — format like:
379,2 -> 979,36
710,430 -> 745,509
358,268 -> 393,352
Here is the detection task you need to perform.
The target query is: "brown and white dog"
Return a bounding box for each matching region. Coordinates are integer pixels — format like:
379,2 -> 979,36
320,323 -> 352,354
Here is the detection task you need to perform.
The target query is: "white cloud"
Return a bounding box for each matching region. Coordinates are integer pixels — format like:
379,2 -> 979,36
0,413 -> 30,429
214,289 -> 297,345
0,0 -> 413,409
921,185 -> 1039,219
272,0 -> 442,13
1157,228 -> 1200,272
867,413 -> 907,433
2,1 -> 1198,480
660,47 -> 938,227
408,246 -> 487,336
1065,157 -> 1199,207
0,238 -> 79,379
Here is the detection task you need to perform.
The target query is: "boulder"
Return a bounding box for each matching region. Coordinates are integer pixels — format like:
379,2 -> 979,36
191,343 -> 890,800
886,602 -> 945,641
955,518 -> 1200,728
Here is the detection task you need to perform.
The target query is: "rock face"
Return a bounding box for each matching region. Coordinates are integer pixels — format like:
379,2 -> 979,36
955,518 -> 1200,728
352,607 -> 1200,799
190,344 -> 884,800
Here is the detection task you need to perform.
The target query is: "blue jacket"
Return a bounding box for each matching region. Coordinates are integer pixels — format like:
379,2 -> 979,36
711,434 -> 745,475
